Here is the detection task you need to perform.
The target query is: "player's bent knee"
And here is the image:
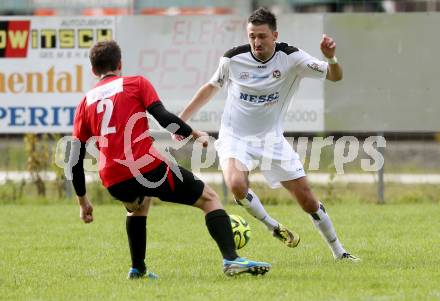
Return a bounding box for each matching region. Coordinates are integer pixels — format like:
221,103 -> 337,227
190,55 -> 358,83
228,179 -> 248,200
125,197 -> 151,216
299,196 -> 319,213
193,185 -> 223,212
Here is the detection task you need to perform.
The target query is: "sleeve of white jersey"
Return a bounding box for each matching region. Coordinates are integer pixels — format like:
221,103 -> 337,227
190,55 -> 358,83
293,49 -> 328,80
209,57 -> 230,88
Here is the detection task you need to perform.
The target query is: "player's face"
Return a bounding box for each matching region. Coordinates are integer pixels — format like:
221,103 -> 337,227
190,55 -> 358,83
247,23 -> 278,61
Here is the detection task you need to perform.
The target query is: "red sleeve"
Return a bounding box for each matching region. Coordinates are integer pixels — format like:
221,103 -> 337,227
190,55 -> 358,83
72,99 -> 92,143
138,76 -> 160,109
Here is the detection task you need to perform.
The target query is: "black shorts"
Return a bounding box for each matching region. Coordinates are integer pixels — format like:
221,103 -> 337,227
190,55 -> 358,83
107,161 -> 205,206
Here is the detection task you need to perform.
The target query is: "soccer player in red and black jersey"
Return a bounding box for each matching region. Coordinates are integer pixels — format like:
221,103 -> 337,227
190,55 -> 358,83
70,40 -> 271,279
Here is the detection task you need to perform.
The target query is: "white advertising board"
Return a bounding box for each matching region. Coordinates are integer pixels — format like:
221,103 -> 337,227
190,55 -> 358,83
0,15 -> 324,133
0,16 -> 115,133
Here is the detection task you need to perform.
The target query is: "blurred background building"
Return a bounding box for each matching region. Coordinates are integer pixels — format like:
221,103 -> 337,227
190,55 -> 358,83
1,0 -> 440,16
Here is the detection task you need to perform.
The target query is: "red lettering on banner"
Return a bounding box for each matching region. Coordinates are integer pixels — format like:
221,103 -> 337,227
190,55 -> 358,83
182,50 -> 201,89
159,49 -> 179,89
199,20 -> 212,44
172,19 -> 246,46
222,20 -> 247,44
138,48 -> 222,91
172,20 -> 186,45
139,50 -> 159,72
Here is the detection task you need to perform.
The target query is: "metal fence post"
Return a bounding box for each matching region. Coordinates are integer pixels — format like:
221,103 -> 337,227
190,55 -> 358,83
377,133 -> 385,204
65,179 -> 73,199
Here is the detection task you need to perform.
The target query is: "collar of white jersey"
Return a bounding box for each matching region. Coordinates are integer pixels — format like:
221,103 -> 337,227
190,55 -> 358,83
250,44 -> 277,64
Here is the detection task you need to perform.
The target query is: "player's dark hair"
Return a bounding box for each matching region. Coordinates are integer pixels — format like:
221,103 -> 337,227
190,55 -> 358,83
248,7 -> 277,31
89,40 -> 121,76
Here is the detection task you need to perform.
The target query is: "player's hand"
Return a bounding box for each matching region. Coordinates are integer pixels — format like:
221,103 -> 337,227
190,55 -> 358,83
172,133 -> 185,142
320,34 -> 336,59
78,195 -> 94,224
192,130 -> 209,148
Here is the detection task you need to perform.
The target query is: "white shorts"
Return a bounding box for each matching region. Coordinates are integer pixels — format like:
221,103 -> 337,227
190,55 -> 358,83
214,136 -> 306,188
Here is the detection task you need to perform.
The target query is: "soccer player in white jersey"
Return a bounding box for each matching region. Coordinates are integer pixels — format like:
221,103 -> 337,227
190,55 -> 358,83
177,7 -> 358,261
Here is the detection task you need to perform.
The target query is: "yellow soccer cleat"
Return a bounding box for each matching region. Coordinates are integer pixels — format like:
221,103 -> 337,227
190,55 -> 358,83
272,224 -> 300,248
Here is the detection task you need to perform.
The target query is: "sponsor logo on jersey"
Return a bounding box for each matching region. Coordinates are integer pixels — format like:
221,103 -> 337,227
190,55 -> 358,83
217,75 -> 225,87
251,74 -> 270,79
272,69 -> 281,78
86,77 -> 123,105
239,91 -> 279,104
257,65 -> 266,69
239,72 -> 249,80
238,72 -> 270,80
306,62 -> 324,73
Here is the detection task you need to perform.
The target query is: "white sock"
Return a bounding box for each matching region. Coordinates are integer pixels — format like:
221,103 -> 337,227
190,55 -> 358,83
235,189 -> 279,231
310,203 -> 346,258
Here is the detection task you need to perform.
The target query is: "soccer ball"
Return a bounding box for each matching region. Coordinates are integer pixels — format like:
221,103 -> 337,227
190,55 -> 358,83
229,214 -> 251,250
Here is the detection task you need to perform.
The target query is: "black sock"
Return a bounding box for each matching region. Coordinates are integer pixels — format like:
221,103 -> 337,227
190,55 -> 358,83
205,209 -> 238,261
126,216 -> 147,272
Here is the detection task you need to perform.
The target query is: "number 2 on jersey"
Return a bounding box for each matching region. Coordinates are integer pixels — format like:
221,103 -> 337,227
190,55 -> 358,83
97,98 -> 116,135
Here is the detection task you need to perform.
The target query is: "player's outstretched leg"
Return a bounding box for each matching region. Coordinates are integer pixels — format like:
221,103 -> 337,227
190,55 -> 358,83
282,178 -> 359,261
235,190 -> 300,248
194,184 -> 272,276
310,202 -> 360,262
224,159 -> 300,248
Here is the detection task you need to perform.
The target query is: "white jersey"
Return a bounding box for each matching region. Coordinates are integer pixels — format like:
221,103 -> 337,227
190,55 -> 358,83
209,42 -> 328,142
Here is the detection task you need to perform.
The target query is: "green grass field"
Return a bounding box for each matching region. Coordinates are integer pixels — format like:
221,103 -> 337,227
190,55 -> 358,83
1,203 -> 439,301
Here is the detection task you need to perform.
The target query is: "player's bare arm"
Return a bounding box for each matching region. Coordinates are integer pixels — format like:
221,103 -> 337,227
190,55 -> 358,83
173,83 -> 219,142
320,34 -> 343,82
179,83 -> 219,122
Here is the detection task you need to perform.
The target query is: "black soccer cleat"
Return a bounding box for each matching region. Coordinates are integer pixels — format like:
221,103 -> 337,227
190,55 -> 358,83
337,253 -> 361,262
